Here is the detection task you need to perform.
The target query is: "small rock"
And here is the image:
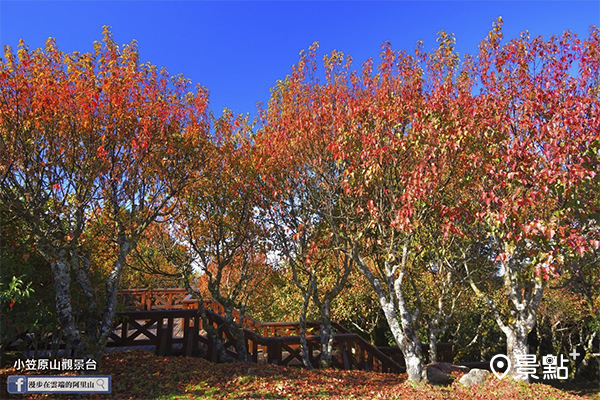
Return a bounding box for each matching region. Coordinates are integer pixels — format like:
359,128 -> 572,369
427,364 -> 452,384
459,368 -> 491,387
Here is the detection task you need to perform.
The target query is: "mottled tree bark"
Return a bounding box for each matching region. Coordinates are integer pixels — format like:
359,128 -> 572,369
41,240 -> 135,368
428,290 -> 457,363
95,238 -> 132,362
47,252 -> 86,357
319,298 -> 335,368
467,259 -> 543,382
354,246 -> 426,383
299,288 -> 314,369
310,252 -> 353,369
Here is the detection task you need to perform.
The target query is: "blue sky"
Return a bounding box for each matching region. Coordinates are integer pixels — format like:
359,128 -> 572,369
1,1 -> 598,119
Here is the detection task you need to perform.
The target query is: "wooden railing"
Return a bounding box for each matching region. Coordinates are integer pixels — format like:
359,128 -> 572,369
110,306 -> 404,373
117,288 -> 188,310
183,296 -> 452,363
114,289 -> 453,373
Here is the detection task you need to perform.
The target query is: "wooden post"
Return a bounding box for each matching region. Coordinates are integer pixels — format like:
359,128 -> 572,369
210,336 -> 218,363
252,339 -> 258,363
185,326 -> 196,357
358,343 -> 365,371
165,316 -> 174,356
342,349 -> 351,370
146,293 -> 152,311
337,340 -> 344,368
157,318 -> 167,356
267,342 -> 279,365
121,319 -> 128,344
182,317 -> 190,356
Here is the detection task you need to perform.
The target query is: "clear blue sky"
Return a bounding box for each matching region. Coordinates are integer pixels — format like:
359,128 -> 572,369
1,1 -> 598,119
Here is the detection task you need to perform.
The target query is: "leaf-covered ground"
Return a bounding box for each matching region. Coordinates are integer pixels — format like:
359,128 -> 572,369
1,350 -> 596,399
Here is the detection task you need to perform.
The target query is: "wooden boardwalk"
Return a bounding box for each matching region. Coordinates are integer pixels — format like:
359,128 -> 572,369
8,289 -> 453,374
109,289 -> 453,373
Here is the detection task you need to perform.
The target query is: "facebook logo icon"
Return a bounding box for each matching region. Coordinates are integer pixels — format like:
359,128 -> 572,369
7,376 -> 27,393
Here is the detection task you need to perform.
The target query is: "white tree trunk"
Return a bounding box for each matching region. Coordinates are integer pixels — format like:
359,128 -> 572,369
355,252 -> 426,382
48,253 -> 86,357
299,289 -> 314,369
319,298 -> 335,368
95,238 -> 132,362
467,258 -> 543,382
504,324 -> 531,382
378,292 -> 425,382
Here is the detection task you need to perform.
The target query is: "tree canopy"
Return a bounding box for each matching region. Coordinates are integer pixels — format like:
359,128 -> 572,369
1,20 -> 599,383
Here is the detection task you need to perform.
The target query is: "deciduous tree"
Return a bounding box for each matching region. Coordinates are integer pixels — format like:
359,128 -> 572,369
168,111 -> 269,363
257,45 -> 355,368
0,28 -> 209,362
462,20 -> 600,381
257,36 -> 477,381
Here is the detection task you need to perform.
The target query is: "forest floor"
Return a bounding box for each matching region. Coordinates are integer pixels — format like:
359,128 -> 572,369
1,350 -> 598,399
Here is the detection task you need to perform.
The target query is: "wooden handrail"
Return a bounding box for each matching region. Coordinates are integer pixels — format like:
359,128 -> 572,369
118,288 -> 188,311
118,288 -> 188,293
183,297 -> 342,337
